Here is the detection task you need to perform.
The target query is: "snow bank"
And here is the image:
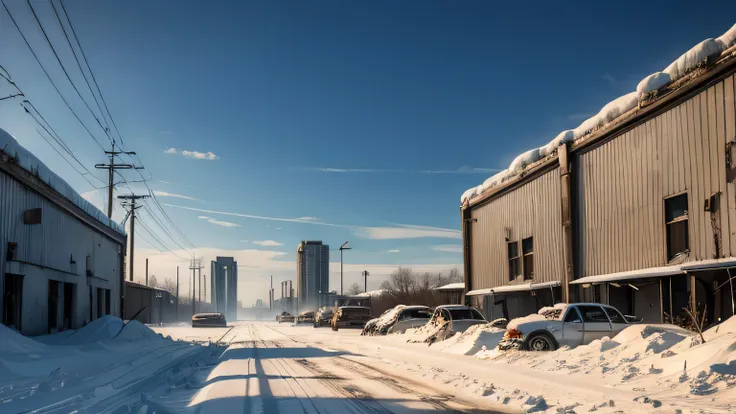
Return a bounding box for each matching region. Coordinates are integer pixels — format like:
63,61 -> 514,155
0,129 -> 125,235
43,315 -> 124,345
636,72 -> 672,95
664,38 -> 724,81
432,323 -> 505,355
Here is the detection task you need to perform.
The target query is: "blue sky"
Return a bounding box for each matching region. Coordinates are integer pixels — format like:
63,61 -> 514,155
1,1 -> 735,305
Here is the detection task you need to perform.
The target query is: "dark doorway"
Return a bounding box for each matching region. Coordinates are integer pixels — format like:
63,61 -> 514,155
97,288 -> 103,318
63,283 -> 74,330
89,286 -> 93,322
3,274 -> 24,331
105,289 -> 111,315
48,280 -> 60,332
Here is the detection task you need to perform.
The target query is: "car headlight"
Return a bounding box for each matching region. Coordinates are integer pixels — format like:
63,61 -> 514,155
504,328 -> 523,339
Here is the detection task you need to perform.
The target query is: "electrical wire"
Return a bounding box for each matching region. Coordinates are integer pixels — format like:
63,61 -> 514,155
49,0 -> 111,139
35,128 -> 98,188
0,0 -> 107,151
136,217 -> 185,260
58,0 -> 124,149
25,0 -> 112,145
141,205 -> 192,254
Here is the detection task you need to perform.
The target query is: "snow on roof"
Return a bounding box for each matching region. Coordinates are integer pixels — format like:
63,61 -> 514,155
570,265 -> 684,285
357,289 -> 388,297
433,282 -> 465,291
0,128 -> 125,235
679,258 -> 736,271
466,280 -> 560,296
460,22 -> 736,206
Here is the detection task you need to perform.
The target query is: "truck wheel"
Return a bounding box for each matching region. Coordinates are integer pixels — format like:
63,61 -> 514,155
524,332 -> 557,351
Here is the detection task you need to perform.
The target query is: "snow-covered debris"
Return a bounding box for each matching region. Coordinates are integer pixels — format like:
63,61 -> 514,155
664,38 -> 725,81
536,303 -> 568,319
718,23 -> 736,48
637,72 -> 672,95
573,91 -> 640,139
0,128 -> 125,234
357,289 -> 387,297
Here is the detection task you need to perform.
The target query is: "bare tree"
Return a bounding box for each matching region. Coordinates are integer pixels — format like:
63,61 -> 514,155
160,278 -> 177,297
149,275 -> 159,288
347,283 -> 362,295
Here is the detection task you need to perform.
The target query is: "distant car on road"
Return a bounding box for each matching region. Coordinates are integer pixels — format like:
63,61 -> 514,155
192,312 -> 227,328
296,311 -> 315,324
313,307 -> 334,328
277,312 -> 294,323
500,303 -> 642,351
331,306 -> 373,331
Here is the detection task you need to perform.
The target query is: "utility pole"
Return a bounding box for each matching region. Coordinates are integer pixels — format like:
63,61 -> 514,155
176,266 -> 179,321
96,142 -> 141,218
363,270 -> 370,293
118,194 -> 149,283
203,274 -> 207,311
145,258 -> 149,286
189,257 -> 203,315
269,275 -> 273,311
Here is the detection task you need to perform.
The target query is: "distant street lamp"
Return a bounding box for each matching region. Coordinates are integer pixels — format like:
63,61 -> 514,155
339,241 -> 351,295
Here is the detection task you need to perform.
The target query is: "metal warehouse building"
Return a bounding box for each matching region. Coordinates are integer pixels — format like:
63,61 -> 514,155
1,129 -> 126,336
462,30 -> 736,326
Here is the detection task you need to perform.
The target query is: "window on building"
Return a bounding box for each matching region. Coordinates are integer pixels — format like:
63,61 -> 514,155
507,241 -> 520,281
522,237 -> 534,280
665,193 -> 689,261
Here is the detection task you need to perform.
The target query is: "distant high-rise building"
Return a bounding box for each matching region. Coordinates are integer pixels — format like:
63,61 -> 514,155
211,257 -> 238,321
296,241 -> 329,310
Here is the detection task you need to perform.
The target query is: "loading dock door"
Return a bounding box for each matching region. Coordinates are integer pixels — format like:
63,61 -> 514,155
63,283 -> 74,330
3,274 -> 23,331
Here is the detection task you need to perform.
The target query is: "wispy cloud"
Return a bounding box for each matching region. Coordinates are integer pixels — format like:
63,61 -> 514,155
154,180 -> 172,185
159,130 -> 173,135
164,148 -> 219,160
295,216 -> 318,221
275,227 -> 282,230
253,240 -> 283,247
153,190 -> 200,201
197,216 -> 240,228
240,240 -> 249,243
601,72 -> 618,84
81,188 -> 102,201
433,245 -> 463,253
305,166 -> 499,174
161,204 -> 461,240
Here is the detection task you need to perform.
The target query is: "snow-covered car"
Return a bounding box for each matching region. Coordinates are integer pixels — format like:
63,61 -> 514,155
331,306 -> 373,331
425,305 -> 486,337
362,305 -> 433,335
296,311 -> 314,323
192,312 -> 226,327
313,307 -> 334,327
277,312 -> 294,323
500,303 -> 641,351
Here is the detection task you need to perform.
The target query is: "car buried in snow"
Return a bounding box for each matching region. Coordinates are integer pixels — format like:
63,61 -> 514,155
422,305 -> 487,342
362,305 -> 433,336
277,312 -> 295,323
191,312 -> 227,327
331,306 -> 373,331
313,307 -> 334,328
296,310 -> 315,324
499,303 -> 642,351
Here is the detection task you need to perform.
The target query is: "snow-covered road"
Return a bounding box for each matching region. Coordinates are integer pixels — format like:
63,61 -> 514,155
153,322 -> 510,413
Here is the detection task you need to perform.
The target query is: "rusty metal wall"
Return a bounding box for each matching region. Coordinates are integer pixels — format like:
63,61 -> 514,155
576,74 -> 736,276
469,168 -> 565,289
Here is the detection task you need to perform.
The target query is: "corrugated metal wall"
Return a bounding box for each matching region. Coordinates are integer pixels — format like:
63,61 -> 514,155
469,168 -> 565,289
576,74 -> 736,276
0,169 -> 124,332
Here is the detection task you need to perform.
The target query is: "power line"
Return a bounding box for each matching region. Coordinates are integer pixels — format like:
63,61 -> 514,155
141,205 -> 191,254
58,0 -> 124,148
0,0 -> 107,151
35,128 -> 98,188
137,216 -> 185,260
49,0 -> 110,139
25,0 -> 112,146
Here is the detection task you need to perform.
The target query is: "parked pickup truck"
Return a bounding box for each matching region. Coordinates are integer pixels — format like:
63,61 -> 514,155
499,303 -> 642,351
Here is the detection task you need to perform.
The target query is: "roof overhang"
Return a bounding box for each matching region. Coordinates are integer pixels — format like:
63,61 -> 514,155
570,265 -> 684,285
433,282 -> 465,291
680,258 -> 736,272
466,281 -> 560,296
